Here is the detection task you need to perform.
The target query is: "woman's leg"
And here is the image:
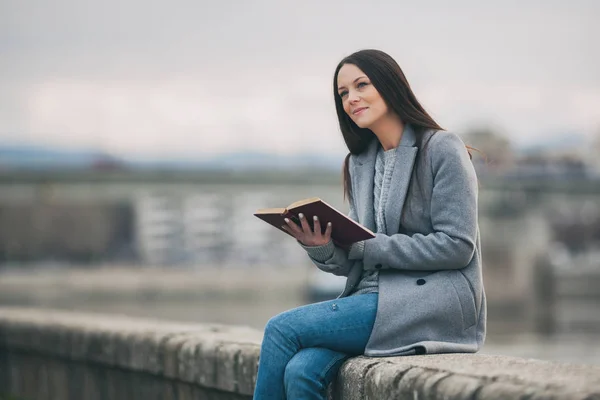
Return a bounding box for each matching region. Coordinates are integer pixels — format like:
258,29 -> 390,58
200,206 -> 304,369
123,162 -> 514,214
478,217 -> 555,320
253,293 -> 378,400
284,347 -> 348,399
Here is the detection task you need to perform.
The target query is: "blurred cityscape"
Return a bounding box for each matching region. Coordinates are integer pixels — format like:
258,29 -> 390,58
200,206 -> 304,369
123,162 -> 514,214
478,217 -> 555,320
1,127 -> 600,267
1,127 -> 600,367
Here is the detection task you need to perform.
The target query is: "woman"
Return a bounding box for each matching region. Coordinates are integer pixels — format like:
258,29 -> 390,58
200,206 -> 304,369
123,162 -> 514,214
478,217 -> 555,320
253,49 -> 486,399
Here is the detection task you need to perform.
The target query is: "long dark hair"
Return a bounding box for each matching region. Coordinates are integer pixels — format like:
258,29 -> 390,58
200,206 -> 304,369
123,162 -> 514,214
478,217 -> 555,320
333,49 -> 444,201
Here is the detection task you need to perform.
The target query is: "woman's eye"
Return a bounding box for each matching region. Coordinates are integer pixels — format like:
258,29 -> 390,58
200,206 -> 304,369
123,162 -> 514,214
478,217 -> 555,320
339,91 -> 348,98
357,82 -> 368,88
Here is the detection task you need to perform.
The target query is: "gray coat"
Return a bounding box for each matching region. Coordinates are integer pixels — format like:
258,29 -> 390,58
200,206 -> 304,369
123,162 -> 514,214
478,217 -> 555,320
307,125 -> 486,356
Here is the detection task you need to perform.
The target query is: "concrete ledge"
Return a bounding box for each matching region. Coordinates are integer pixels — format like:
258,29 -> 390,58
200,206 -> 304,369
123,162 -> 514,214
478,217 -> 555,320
335,355 -> 600,399
1,307 -> 600,399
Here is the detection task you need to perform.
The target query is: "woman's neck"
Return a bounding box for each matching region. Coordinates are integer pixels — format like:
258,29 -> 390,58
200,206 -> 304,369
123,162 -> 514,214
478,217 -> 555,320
370,114 -> 405,151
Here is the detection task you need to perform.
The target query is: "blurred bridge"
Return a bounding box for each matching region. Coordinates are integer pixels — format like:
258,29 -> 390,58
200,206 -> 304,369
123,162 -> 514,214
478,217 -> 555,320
1,169 -> 599,337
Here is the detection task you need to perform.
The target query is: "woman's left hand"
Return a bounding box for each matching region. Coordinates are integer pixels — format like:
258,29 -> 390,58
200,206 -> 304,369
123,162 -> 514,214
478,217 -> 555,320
282,213 -> 332,247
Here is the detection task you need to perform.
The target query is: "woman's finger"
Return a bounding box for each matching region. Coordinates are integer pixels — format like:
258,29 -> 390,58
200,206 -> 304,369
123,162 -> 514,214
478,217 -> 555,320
298,213 -> 312,234
324,221 -> 332,240
284,218 -> 302,235
312,215 -> 321,236
282,224 -> 304,242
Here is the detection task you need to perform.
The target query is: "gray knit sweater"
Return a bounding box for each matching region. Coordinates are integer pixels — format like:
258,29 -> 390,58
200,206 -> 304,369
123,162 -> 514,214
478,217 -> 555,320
302,144 -> 397,295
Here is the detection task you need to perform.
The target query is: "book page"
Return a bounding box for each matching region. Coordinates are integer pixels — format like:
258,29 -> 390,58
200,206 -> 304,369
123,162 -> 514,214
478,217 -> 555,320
287,197 -> 321,209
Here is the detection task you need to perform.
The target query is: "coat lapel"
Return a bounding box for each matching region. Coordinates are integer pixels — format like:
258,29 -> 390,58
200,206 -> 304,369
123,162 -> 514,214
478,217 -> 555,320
384,124 -> 418,235
342,125 -> 418,297
351,138 -> 379,232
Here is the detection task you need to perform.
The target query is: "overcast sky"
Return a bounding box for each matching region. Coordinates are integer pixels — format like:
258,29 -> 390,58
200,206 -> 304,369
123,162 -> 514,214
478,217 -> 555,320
1,0 -> 599,157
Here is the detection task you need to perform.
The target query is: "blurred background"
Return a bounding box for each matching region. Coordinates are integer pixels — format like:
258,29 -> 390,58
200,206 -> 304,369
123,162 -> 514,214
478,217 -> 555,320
1,0 -> 599,365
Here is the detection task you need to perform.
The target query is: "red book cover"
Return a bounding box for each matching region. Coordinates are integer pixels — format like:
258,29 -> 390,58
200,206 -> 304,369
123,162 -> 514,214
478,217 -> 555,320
254,197 -> 374,247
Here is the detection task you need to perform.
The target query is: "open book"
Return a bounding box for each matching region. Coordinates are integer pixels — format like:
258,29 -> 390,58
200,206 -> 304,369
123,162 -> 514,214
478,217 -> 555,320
254,197 -> 375,247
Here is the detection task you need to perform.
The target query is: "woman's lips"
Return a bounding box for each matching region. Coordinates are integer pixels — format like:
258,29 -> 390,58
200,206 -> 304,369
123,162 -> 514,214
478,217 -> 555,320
353,107 -> 368,115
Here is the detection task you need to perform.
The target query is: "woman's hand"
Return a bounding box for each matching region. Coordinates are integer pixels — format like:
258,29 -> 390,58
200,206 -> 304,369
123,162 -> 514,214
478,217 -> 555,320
282,213 -> 332,247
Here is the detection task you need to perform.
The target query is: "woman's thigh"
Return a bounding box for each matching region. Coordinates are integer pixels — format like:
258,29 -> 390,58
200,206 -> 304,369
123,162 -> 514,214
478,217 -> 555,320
265,293 -> 378,355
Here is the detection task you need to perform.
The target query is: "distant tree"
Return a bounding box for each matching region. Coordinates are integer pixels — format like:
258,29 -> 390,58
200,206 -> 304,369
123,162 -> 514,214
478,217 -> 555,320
460,126 -> 514,172
584,126 -> 600,177
593,126 -> 600,156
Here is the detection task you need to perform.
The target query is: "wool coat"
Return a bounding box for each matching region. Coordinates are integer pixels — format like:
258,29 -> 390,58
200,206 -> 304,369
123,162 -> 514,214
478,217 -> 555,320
307,124 -> 486,356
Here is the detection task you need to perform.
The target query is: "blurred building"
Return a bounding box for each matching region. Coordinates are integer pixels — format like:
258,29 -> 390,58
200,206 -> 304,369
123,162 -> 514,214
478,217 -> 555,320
181,193 -> 229,265
134,195 -> 183,265
129,185 -> 325,267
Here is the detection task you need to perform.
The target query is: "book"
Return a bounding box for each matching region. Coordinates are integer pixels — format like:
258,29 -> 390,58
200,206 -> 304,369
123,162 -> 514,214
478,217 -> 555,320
254,197 -> 375,247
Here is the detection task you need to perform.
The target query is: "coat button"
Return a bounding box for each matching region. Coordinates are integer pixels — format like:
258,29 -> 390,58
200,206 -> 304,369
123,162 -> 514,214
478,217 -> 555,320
375,264 -> 382,269
416,279 -> 426,286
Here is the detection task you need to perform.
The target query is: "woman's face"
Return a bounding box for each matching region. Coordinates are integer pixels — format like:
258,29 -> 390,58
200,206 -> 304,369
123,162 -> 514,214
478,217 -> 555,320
336,63 -> 389,129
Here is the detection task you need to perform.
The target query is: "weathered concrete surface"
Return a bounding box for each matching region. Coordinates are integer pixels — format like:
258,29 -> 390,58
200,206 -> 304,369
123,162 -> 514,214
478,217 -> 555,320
0,307 -> 262,399
335,355 -> 600,400
1,307 -> 600,399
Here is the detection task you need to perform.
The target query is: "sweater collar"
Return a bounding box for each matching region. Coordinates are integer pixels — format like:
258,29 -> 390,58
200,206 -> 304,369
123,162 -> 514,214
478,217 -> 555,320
356,123 -> 417,165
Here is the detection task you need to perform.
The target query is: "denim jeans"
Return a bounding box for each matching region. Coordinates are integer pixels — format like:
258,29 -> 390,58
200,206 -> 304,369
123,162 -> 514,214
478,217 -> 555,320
253,293 -> 378,399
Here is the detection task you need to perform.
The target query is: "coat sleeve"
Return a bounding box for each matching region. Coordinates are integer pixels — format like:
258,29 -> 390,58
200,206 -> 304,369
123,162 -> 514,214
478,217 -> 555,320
362,132 -> 478,271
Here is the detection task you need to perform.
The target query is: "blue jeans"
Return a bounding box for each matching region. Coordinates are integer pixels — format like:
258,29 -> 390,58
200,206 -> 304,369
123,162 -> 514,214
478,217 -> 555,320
253,293 -> 378,399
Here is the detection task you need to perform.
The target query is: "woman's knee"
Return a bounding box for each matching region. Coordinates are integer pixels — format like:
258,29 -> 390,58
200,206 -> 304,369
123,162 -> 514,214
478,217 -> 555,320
263,311 -> 300,351
264,311 -> 288,338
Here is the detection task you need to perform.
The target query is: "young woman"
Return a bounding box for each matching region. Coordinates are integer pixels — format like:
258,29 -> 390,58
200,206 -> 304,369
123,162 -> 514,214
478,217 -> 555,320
253,49 -> 486,399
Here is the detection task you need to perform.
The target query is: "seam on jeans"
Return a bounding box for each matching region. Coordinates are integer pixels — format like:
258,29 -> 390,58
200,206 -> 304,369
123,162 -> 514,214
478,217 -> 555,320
320,353 -> 348,395
323,352 -> 348,376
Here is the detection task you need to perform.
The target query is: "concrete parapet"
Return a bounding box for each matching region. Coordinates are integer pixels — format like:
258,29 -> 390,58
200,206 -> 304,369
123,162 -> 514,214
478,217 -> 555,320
1,307 -> 599,399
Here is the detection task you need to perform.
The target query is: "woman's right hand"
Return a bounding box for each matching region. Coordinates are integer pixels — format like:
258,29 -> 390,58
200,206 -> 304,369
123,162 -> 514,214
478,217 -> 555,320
282,213 -> 332,247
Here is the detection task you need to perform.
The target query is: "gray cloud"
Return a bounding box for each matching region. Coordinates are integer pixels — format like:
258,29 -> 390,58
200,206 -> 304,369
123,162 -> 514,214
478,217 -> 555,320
1,0 -> 599,155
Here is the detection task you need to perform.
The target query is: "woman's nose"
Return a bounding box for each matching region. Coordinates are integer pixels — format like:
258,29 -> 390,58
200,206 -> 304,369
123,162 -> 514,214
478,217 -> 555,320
348,90 -> 360,103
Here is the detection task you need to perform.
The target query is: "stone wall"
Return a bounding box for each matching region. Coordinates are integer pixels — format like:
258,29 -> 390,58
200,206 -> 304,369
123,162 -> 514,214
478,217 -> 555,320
1,307 -> 599,399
